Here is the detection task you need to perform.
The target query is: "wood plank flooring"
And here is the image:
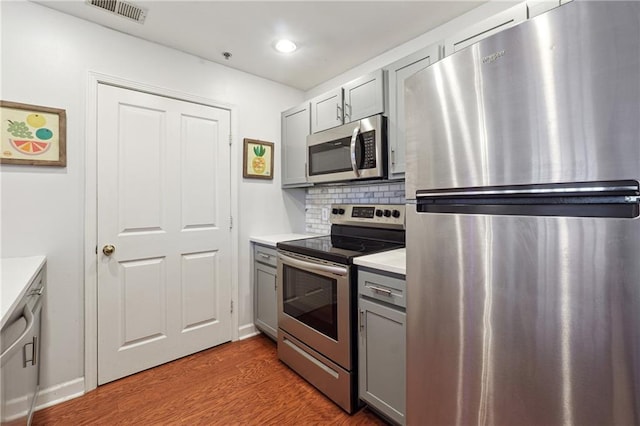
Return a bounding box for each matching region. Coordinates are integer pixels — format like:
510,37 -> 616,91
33,334 -> 388,425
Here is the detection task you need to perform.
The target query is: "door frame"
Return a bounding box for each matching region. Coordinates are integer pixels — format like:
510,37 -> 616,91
84,71 -> 239,392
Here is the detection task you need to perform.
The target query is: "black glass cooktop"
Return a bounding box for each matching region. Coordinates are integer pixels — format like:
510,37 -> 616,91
277,225 -> 405,265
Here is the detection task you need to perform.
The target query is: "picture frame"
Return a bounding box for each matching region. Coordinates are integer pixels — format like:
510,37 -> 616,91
243,138 -> 274,180
1,100 -> 67,167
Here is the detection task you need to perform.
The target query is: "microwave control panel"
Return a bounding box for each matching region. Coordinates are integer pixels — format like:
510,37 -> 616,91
361,130 -> 376,168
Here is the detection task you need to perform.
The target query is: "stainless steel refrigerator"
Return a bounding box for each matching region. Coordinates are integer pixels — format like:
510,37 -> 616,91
405,2 -> 640,425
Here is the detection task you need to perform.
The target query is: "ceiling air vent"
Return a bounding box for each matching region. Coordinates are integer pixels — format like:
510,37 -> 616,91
86,0 -> 147,24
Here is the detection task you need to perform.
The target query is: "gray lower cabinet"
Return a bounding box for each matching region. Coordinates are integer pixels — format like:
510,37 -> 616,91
358,269 -> 406,425
253,244 -> 278,340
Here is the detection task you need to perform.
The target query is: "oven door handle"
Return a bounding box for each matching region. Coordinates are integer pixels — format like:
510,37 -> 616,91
350,125 -> 361,177
278,253 -> 348,277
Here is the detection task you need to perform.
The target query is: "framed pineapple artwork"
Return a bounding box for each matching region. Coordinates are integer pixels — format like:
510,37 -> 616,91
243,138 -> 274,180
1,100 -> 67,166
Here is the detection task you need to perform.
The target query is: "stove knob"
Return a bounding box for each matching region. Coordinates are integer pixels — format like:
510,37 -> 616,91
375,209 -> 383,217
383,209 -> 391,217
332,208 -> 339,215
338,208 -> 345,215
392,209 -> 401,218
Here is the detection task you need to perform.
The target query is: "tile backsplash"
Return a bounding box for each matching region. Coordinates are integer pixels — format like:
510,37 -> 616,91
305,181 -> 406,234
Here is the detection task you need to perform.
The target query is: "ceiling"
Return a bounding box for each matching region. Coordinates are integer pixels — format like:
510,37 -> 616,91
34,1 -> 484,91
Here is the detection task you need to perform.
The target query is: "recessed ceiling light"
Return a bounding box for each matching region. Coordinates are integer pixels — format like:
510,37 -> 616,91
275,39 -> 297,54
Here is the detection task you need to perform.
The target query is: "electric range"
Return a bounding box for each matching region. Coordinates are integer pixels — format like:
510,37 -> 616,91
276,204 -> 405,413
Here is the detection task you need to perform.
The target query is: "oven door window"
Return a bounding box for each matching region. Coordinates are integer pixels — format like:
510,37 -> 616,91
282,264 -> 338,340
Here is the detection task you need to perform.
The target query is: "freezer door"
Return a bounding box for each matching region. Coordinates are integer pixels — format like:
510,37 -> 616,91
405,1 -> 640,197
406,209 -> 640,425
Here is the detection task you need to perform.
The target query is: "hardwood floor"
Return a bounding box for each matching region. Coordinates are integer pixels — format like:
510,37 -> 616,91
33,334 -> 389,425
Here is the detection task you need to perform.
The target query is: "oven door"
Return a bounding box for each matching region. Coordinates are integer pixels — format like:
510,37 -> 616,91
277,250 -> 352,370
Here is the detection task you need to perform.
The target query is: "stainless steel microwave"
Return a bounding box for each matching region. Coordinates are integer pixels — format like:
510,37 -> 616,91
306,114 -> 387,184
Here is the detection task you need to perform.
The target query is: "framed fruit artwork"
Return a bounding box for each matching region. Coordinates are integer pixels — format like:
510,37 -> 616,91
1,100 -> 67,166
243,138 -> 274,180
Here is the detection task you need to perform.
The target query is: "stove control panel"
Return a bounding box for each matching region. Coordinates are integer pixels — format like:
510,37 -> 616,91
330,204 -> 405,229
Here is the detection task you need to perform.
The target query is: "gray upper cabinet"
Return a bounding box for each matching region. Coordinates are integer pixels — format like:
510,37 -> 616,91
310,69 -> 384,133
310,87 -> 343,134
527,0 -> 562,18
281,102 -> 311,188
444,2 -> 527,55
342,69 -> 384,124
384,45 -> 440,178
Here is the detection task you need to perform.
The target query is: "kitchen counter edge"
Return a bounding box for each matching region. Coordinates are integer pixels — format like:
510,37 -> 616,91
1,255 -> 47,329
354,248 -> 406,276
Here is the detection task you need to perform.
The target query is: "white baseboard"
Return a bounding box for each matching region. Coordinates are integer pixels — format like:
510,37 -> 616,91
35,377 -> 85,411
238,323 -> 260,340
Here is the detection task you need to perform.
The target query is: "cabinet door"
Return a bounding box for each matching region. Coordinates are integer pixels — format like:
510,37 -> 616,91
310,87 -> 343,133
255,262 -> 277,340
281,102 -> 311,187
343,69 -> 384,123
444,2 -> 527,55
385,45 -> 440,178
359,297 -> 406,425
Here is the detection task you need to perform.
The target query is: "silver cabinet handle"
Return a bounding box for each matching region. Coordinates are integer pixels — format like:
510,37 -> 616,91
259,253 -> 271,259
369,286 -> 393,296
350,126 -> 361,177
359,310 -> 365,332
24,336 -> 37,367
336,104 -> 343,121
29,287 -> 44,296
344,102 -> 351,120
278,252 -> 348,277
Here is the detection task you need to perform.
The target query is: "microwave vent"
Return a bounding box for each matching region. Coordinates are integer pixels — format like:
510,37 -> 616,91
86,0 -> 147,23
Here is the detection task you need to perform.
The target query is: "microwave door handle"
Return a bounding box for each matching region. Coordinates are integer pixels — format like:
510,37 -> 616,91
350,126 -> 361,177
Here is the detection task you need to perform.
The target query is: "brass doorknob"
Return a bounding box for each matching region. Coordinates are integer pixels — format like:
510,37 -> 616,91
103,245 -> 115,256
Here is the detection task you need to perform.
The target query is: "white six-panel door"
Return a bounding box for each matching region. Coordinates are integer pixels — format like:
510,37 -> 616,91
96,84 -> 232,384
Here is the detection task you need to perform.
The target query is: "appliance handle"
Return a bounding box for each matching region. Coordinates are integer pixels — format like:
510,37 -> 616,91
0,297 -> 43,367
417,180 -> 639,199
350,126 -> 361,177
278,252 -> 348,277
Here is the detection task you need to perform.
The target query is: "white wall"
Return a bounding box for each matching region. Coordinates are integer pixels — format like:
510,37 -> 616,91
305,1 -> 520,99
0,0 -> 305,403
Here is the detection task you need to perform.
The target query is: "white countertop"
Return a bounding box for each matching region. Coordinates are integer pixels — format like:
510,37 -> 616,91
1,255 -> 46,329
354,248 -> 406,276
249,233 -> 323,248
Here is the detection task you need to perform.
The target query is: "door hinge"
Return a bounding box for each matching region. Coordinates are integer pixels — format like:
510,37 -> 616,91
229,216 -> 233,229
229,134 -> 232,146
95,245 -> 98,254
230,300 -> 234,314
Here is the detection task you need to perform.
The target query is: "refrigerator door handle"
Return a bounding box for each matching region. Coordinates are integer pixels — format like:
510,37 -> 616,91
417,180 -> 639,199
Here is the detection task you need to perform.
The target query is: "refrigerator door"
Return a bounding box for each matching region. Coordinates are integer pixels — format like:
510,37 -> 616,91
406,208 -> 640,425
405,1 -> 640,198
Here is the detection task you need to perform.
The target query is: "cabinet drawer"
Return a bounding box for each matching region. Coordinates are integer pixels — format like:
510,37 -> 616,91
254,244 -> 277,267
358,269 -> 406,308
